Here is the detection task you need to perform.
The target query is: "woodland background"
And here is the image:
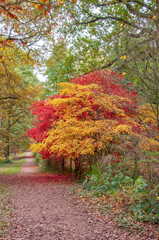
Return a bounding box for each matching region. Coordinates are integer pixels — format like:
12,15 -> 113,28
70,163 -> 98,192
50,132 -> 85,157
0,0 -> 159,224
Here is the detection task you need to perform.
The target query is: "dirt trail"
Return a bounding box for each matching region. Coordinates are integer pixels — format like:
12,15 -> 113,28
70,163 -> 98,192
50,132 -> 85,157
0,153 -> 158,240
20,152 -> 38,174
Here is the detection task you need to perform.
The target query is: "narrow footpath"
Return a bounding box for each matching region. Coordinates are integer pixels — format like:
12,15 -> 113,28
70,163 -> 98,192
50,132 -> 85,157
1,153 -> 158,240
20,151 -> 38,174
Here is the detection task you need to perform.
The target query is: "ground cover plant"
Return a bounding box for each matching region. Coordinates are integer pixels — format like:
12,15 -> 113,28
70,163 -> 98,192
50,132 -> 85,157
0,158 -> 25,175
75,163 -> 159,225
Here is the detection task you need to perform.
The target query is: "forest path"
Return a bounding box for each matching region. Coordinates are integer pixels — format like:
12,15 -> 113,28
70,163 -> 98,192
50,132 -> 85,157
0,153 -> 157,240
20,151 -> 39,174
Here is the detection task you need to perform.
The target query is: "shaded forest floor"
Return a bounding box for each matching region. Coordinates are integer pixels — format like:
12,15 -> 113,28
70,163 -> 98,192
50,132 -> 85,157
0,153 -> 158,240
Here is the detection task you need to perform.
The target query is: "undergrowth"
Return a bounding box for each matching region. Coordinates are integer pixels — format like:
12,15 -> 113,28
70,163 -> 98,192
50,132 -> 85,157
73,163 -> 159,231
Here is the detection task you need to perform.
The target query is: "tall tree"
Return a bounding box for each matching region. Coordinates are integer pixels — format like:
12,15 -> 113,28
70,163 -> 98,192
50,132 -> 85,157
0,46 -> 42,161
44,39 -> 76,96
49,0 -> 158,126
28,80 -> 158,174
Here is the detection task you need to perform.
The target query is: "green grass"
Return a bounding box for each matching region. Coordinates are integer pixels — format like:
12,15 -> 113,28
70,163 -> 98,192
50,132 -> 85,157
0,158 -> 25,174
0,184 -> 11,236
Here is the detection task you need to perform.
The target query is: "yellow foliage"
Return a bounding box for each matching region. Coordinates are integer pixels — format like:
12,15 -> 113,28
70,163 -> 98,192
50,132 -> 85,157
47,83 -> 130,120
31,82 -> 159,161
114,125 -> 132,135
138,103 -> 158,126
0,46 -> 43,156
30,143 -> 44,153
120,55 -> 126,60
139,138 -> 159,152
31,82 -> 138,159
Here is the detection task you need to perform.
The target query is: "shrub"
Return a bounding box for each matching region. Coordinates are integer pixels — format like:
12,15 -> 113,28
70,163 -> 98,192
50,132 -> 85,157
82,164 -> 159,223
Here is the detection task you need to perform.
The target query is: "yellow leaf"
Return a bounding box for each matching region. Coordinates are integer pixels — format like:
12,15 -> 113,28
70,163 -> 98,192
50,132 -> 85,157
120,55 -> 126,59
153,16 -> 156,19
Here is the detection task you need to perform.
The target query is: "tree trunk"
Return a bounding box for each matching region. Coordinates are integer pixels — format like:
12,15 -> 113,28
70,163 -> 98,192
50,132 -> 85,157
156,0 -> 159,129
61,158 -> 65,173
75,158 -> 82,178
156,0 -> 159,49
133,157 -> 139,181
5,119 -> 10,162
70,159 -> 72,175
75,158 -> 79,178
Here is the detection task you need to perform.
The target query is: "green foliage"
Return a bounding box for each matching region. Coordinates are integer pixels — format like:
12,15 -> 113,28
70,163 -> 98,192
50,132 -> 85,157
34,153 -> 42,164
130,182 -> 159,223
82,164 -> 159,223
54,0 -> 159,127
116,213 -> 142,231
134,176 -> 148,193
84,165 -> 133,196
130,194 -> 159,223
15,65 -> 39,87
44,40 -> 76,97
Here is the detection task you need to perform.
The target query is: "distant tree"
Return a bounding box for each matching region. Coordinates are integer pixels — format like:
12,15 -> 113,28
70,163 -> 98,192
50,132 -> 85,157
44,39 -> 76,96
0,47 -> 42,161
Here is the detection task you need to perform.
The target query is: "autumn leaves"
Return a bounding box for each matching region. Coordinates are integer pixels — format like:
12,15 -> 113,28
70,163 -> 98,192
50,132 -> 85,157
27,70 -> 159,173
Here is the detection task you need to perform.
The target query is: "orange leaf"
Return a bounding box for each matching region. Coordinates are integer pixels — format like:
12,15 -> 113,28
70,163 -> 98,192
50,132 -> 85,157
8,39 -> 14,43
44,10 -> 48,16
38,5 -> 44,10
16,6 -> 23,11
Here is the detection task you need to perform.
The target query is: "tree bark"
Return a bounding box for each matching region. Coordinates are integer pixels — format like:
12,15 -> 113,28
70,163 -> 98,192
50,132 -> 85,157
61,158 -> 65,173
70,159 -> 72,175
156,0 -> 159,49
5,119 -> 10,162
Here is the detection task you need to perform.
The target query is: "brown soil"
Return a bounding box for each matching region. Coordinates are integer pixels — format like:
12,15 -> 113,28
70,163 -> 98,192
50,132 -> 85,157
0,153 -> 158,240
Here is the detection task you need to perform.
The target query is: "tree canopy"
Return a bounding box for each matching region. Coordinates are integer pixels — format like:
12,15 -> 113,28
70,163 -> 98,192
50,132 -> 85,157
0,45 -> 42,160
27,71 -> 159,177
